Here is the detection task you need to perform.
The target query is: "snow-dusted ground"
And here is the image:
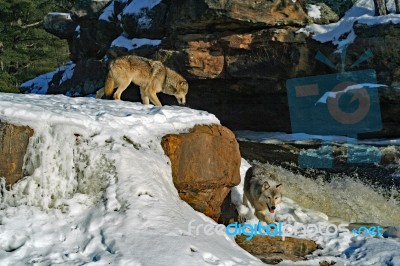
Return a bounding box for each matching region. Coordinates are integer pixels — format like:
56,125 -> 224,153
111,36 -> 162,51
0,93 -> 399,265
235,130 -> 400,146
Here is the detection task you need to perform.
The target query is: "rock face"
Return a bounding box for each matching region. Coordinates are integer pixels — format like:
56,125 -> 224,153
0,122 -> 34,187
161,124 -> 241,221
21,0 -> 400,138
235,235 -> 319,264
168,0 -> 308,33
70,0 -> 111,21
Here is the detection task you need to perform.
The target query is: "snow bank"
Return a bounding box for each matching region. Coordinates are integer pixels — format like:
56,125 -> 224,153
307,4 -> 322,19
99,2 -> 114,22
0,93 -> 265,265
111,36 -> 161,51
235,130 -> 400,146
20,63 -> 75,95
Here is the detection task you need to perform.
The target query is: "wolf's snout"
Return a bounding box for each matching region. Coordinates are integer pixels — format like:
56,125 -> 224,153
269,206 -> 276,213
177,97 -> 186,105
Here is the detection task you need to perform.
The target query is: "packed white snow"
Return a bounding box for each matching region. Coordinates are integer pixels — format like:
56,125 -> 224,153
111,35 -> 161,51
307,4 -> 322,19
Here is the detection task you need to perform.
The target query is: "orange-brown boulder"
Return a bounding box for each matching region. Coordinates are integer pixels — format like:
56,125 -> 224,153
161,124 -> 241,221
0,122 -> 34,187
236,235 -> 319,264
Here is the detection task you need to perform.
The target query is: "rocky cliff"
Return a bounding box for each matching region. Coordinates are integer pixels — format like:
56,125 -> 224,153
21,0 -> 400,137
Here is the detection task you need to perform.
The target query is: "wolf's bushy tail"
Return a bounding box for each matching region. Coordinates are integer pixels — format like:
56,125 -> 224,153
104,71 -> 115,98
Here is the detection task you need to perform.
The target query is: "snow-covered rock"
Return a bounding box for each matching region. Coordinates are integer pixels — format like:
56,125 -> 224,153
0,93 -> 264,265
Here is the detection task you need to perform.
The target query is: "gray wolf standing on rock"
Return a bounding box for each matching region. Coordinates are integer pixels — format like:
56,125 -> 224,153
243,166 -> 283,224
100,55 -> 188,107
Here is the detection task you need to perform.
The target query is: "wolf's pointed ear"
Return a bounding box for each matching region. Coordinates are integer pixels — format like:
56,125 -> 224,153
179,80 -> 187,86
262,182 -> 270,191
276,183 -> 283,191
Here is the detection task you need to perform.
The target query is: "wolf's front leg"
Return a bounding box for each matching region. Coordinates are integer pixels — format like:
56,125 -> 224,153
255,210 -> 275,224
238,195 -> 250,223
149,93 -> 162,107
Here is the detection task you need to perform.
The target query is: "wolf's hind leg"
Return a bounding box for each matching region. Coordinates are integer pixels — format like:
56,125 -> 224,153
242,194 -> 250,208
238,195 -> 250,224
238,214 -> 247,224
139,87 -> 150,105
114,80 -> 130,100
